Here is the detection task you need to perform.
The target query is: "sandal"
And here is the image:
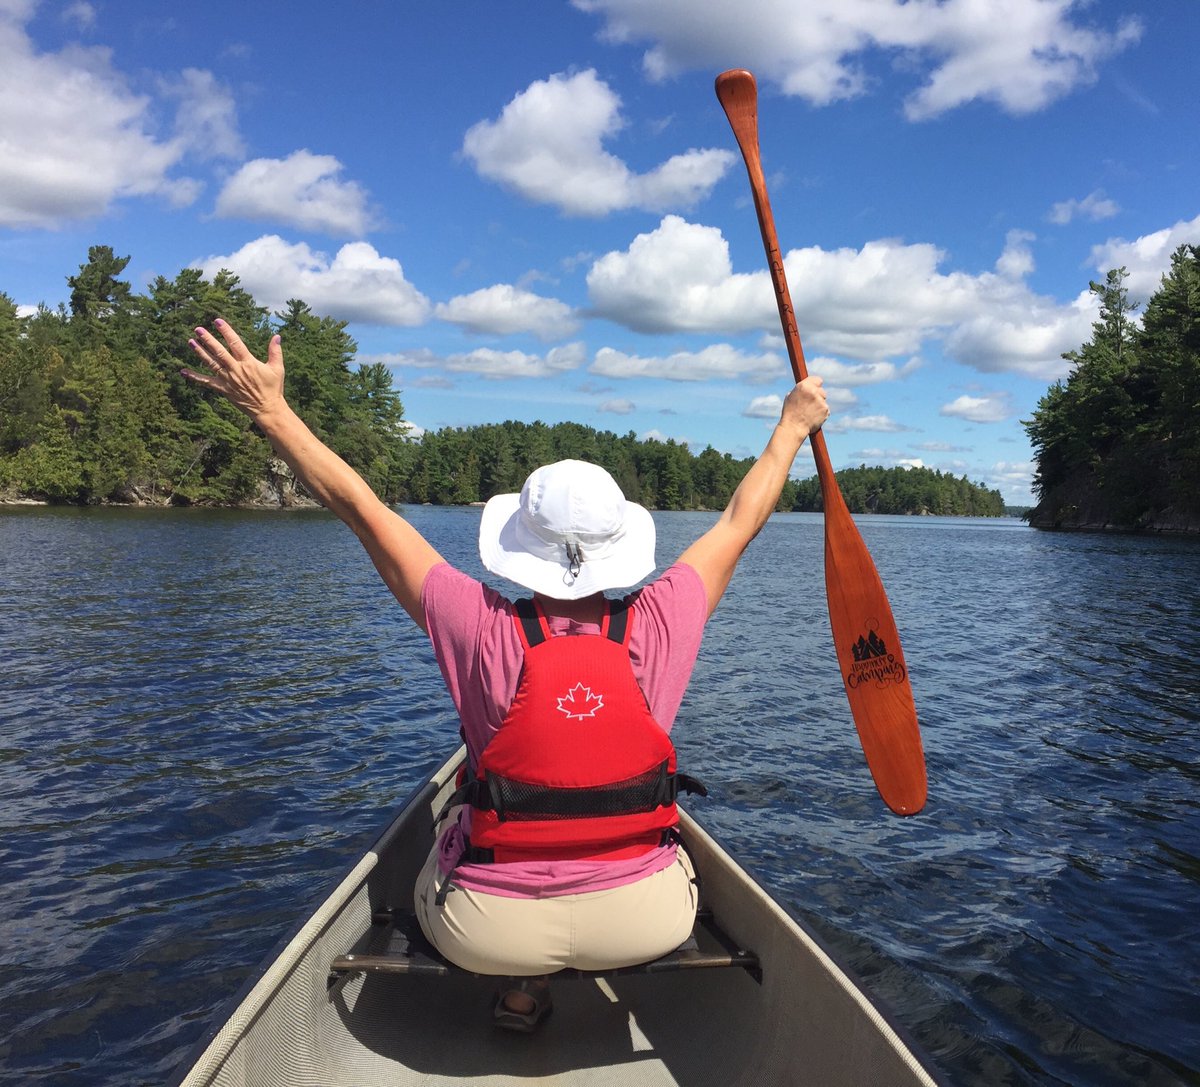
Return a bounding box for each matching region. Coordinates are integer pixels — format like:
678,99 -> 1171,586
492,976 -> 553,1033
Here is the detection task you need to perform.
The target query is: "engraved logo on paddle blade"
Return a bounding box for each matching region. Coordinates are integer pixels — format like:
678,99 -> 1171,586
846,623 -> 906,689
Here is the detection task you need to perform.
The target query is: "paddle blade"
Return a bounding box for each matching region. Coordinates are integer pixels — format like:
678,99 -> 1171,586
716,66 -> 928,815
824,496 -> 927,815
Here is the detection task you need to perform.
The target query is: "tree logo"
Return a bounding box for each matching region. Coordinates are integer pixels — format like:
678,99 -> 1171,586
557,683 -> 605,720
846,622 -> 906,690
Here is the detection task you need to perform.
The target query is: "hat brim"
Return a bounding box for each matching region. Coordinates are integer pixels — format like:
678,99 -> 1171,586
479,492 -> 656,600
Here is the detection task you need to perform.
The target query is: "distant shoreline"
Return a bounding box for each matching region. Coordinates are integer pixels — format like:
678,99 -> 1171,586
0,495 -> 1022,519
0,495 -> 322,511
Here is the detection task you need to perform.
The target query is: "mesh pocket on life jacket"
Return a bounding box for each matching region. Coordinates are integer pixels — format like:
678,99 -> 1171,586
484,761 -> 672,821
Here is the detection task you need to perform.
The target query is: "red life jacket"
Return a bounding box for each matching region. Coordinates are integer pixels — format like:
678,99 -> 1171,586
462,597 -> 702,863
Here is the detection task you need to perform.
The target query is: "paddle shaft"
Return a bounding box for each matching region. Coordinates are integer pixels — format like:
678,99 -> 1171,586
712,79 -> 837,489
716,69 -> 927,815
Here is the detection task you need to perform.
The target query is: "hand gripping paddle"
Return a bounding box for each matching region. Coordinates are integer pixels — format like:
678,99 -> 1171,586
716,69 -> 927,815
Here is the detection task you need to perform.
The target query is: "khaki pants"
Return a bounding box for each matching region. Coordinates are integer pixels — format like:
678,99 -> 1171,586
413,844 -> 699,976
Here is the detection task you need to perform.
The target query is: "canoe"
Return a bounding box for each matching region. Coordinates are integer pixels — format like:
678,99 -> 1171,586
173,749 -> 942,1086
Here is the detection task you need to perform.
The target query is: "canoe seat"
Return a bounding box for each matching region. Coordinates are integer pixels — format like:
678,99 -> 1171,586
328,908 -> 760,987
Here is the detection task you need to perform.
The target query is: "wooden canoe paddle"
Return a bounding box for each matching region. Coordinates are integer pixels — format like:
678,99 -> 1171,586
715,68 -> 927,815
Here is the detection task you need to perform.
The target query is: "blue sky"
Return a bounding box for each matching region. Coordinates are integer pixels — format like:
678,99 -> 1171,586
2,0 -> 1197,505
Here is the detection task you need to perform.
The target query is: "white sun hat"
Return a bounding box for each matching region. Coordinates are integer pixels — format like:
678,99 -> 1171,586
479,460 -> 656,600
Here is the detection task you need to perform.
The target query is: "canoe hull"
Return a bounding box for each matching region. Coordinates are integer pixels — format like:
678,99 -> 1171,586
175,750 -> 940,1087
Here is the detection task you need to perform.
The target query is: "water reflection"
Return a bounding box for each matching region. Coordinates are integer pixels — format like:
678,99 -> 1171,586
1,508 -> 1198,1084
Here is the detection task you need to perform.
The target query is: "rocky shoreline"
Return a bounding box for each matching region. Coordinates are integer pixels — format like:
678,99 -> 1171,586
1025,509 -> 1200,535
0,490 -> 322,511
0,459 -> 323,511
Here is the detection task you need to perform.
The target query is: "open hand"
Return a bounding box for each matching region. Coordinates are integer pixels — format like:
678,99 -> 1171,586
183,319 -> 286,423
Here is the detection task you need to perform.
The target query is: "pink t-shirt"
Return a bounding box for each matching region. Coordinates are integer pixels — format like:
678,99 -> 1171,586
421,561 -> 708,898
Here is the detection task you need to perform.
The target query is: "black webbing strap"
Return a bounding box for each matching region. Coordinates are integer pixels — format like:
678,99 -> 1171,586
606,598 -> 629,645
469,763 -> 707,821
514,597 -> 545,646
458,827 -> 685,867
514,597 -> 629,645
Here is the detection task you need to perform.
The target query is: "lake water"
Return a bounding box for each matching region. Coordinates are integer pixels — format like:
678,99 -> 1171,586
1,505 -> 1197,1085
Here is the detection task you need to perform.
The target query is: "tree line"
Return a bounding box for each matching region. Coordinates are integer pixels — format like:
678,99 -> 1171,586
790,464 -> 1005,516
1,246 -> 1003,517
0,246 -> 406,505
399,421 -> 1002,514
1024,245 -> 1200,530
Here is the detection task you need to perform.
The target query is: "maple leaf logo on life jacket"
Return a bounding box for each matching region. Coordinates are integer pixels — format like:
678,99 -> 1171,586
557,682 -> 604,720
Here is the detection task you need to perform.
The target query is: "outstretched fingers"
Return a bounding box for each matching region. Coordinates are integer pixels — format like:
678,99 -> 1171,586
211,317 -> 251,359
180,361 -> 217,388
181,319 -> 286,421
184,330 -> 222,381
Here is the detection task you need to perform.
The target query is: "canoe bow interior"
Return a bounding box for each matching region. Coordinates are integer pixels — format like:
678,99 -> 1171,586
174,749 -> 940,1087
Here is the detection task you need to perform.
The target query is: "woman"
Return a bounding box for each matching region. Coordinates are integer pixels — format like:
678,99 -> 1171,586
184,319 -> 829,1030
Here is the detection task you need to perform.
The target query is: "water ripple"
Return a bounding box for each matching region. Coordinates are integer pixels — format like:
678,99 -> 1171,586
1,509 -> 1198,1084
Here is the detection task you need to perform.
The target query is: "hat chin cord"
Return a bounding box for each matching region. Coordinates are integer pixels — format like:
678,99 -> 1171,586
564,540 -> 584,579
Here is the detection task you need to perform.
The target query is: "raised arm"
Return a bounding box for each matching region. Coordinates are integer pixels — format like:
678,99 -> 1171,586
183,319 -> 443,629
679,376 -> 829,616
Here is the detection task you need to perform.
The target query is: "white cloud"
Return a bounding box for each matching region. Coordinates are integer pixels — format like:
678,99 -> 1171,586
826,414 -> 911,434
574,0 -> 1141,119
62,2 -> 95,31
807,355 -> 921,386
589,216 -> 968,350
945,289 -> 1096,380
989,460 -> 1036,498
198,235 -> 431,326
940,393 -> 1012,423
591,343 -> 785,383
599,398 -> 636,414
444,343 -> 587,379
841,448 -> 923,469
363,343 -> 586,380
589,215 -> 1094,378
897,4 -> 1143,120
639,427 -> 694,446
162,68 -> 244,161
1048,190 -> 1119,225
435,284 -> 579,341
913,440 -> 972,454
461,69 -> 734,216
214,150 -> 374,236
360,348 -> 440,370
995,229 -> 1036,280
1088,214 -> 1200,301
587,215 -> 766,334
743,394 -> 782,419
0,6 -> 219,227
823,385 -> 860,410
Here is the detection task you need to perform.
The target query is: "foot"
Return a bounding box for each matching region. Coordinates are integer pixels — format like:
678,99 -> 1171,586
501,990 -> 536,1015
493,976 -> 553,1033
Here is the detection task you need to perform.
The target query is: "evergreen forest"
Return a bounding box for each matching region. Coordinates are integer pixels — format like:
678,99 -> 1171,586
1,247 -> 1003,517
1024,245 -> 1200,531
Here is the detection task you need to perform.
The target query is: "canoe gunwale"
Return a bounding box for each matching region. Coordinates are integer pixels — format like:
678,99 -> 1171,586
675,808 -> 946,1086
171,748 -> 946,1087
168,756 -> 450,1087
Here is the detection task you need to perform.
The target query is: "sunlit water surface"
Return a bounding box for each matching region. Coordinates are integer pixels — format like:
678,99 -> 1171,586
1,506 -> 1197,1085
